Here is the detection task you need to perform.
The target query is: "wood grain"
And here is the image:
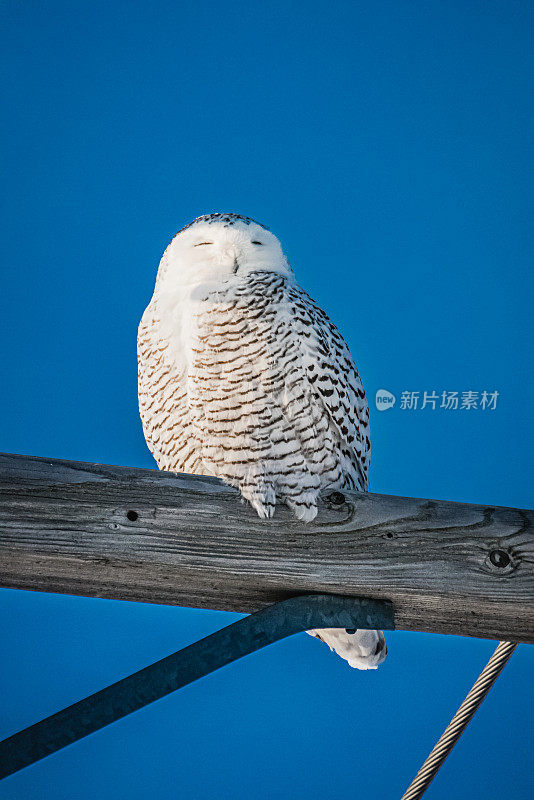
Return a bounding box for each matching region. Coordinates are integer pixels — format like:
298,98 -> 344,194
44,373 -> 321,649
0,452 -> 532,642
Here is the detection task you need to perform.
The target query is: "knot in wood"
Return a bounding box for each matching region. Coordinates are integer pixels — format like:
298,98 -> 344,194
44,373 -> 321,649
327,491 -> 345,506
489,549 -> 511,569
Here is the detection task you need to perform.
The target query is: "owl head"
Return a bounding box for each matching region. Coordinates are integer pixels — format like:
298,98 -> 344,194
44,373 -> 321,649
155,213 -> 292,293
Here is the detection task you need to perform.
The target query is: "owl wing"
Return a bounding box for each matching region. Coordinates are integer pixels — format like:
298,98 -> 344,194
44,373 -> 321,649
286,282 -> 371,491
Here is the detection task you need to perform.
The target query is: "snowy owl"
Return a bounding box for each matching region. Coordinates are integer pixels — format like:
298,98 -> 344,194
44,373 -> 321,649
138,213 -> 387,670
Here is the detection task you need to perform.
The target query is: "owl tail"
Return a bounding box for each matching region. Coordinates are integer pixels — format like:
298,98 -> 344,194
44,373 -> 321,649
307,627 -> 387,670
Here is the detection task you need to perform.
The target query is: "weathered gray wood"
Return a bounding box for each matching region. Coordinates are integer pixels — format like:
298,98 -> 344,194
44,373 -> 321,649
0,452 -> 532,642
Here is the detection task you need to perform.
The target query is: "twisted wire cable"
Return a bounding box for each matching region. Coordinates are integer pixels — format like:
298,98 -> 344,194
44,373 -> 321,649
401,640 -> 518,800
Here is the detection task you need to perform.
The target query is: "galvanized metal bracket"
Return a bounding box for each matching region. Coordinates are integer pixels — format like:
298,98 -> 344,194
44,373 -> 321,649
0,594 -> 394,779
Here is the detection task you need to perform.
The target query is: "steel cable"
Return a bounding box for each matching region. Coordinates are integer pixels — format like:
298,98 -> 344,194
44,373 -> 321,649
401,640 -> 517,800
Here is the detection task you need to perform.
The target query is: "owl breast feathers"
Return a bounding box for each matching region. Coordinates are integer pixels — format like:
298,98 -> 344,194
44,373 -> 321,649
138,215 -> 370,522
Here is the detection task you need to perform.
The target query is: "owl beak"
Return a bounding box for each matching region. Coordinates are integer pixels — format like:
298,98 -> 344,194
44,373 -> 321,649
220,246 -> 240,273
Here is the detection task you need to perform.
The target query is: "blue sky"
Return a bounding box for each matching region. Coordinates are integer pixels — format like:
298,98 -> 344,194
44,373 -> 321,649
0,1 -> 532,798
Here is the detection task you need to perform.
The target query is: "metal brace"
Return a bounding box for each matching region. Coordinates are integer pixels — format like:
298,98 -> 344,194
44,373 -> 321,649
0,593 -> 394,779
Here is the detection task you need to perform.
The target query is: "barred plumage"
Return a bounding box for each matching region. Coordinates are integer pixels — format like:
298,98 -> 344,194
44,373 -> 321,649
138,213 -> 386,669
